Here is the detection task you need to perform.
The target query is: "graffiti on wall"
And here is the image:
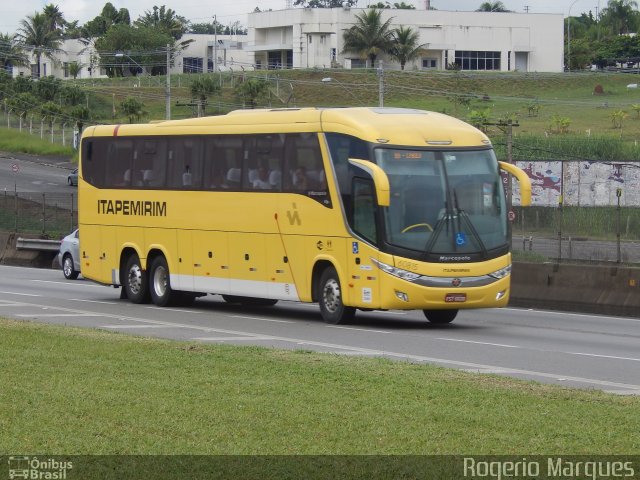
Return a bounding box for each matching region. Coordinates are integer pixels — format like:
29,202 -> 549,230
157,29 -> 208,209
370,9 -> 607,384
508,161 -> 640,206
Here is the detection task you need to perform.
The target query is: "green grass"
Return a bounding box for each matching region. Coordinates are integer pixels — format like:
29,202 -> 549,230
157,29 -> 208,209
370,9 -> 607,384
1,318 -> 639,455
0,127 -> 75,157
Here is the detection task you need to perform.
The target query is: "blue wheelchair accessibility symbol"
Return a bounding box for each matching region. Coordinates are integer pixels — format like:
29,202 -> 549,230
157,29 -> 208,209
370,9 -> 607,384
456,233 -> 467,246
352,242 -> 359,254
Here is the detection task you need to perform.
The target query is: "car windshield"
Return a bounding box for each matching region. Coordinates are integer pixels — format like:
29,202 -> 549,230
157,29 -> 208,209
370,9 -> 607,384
374,148 -> 507,257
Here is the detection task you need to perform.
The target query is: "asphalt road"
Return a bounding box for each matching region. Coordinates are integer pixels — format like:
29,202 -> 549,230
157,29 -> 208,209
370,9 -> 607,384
2,265 -> 639,395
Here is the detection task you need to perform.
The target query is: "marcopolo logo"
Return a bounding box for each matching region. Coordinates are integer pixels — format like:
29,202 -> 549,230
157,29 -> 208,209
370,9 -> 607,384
8,456 -> 73,480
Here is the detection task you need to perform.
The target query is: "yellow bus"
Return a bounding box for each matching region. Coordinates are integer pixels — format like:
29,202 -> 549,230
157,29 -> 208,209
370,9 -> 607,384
78,107 -> 531,324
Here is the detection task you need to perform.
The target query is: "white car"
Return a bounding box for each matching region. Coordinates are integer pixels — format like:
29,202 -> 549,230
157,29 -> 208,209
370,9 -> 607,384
58,229 -> 81,279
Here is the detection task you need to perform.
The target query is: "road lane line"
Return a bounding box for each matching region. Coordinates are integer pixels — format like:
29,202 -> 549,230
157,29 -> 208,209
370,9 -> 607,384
32,280 -> 102,288
71,299 -> 119,305
193,336 -> 275,341
101,325 -> 178,329
231,315 -> 295,324
326,325 -> 392,334
16,313 -> 104,318
145,306 -> 204,314
0,291 -> 41,297
436,337 -> 522,348
568,352 -> 640,362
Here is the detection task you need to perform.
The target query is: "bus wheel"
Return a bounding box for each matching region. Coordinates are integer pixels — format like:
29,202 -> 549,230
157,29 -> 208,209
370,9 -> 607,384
124,253 -> 150,304
149,256 -> 174,307
423,309 -> 458,324
318,267 -> 355,325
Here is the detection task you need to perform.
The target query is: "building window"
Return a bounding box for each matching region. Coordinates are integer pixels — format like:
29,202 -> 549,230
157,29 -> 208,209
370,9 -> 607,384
63,62 -> 70,78
183,57 -> 203,74
320,35 -> 326,44
454,51 -> 501,71
422,58 -> 437,69
308,35 -> 312,44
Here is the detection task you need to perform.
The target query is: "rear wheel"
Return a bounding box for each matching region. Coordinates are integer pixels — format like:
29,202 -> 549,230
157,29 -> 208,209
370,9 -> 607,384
318,267 -> 355,324
149,256 -> 174,307
123,253 -> 150,304
62,253 -> 79,280
423,309 -> 458,324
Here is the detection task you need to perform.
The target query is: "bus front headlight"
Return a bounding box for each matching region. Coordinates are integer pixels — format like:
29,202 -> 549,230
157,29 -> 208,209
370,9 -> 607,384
489,265 -> 511,279
371,258 -> 421,282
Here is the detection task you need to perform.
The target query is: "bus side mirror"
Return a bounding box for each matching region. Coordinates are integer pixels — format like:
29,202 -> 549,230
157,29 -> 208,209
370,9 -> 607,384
348,158 -> 390,207
499,161 -> 532,207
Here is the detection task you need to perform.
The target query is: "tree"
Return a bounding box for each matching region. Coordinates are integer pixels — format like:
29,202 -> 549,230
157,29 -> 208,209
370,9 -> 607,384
82,3 -> 131,39
94,24 -> 174,77
70,104 -> 91,132
388,26 -> 425,70
135,5 -> 189,41
476,1 -> 510,12
294,0 -> 357,7
393,2 -> 415,7
120,97 -> 146,123
342,9 -> 394,68
68,61 -> 83,79
234,77 -> 270,109
190,75 -> 220,116
0,33 -> 29,73
42,4 -> 65,33
16,12 -> 63,78
600,0 -> 640,35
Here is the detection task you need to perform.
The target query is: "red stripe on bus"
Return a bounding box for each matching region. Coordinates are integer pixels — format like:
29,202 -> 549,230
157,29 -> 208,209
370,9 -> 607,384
113,125 -> 121,136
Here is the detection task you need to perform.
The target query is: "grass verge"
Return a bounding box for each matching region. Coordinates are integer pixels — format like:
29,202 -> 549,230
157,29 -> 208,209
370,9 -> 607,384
1,318 -> 638,455
0,127 -> 75,157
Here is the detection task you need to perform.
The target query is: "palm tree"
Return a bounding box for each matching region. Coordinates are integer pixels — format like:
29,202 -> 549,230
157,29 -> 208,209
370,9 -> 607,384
16,12 -> 63,78
135,6 -> 189,40
600,0 -> 639,35
234,77 -> 270,109
190,76 -> 220,116
476,1 -> 510,12
42,4 -> 65,33
388,26 -> 425,70
342,9 -> 394,68
0,33 -> 29,73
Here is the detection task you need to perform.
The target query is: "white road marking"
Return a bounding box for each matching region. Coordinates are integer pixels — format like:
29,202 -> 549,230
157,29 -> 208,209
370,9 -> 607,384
504,307 -> 640,323
193,336 -> 275,341
569,352 -> 640,362
326,325 -> 392,334
436,337 -> 522,348
70,299 -> 119,305
145,306 -> 203,314
231,315 -> 295,324
32,279 -> 102,288
0,291 -> 41,297
101,325 -> 178,329
16,313 -> 104,318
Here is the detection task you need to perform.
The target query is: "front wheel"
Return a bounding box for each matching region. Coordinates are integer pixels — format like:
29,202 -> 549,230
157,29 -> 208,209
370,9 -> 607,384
149,256 -> 174,307
318,267 -> 355,324
123,253 -> 150,304
423,309 -> 458,324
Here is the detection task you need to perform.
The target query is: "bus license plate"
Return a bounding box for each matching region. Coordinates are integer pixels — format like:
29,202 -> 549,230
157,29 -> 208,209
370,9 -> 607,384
445,293 -> 467,303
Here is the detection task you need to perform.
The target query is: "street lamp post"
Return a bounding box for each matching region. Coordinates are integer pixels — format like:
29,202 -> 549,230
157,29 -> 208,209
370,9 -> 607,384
321,77 -> 364,106
114,52 -> 144,76
567,0 -> 581,71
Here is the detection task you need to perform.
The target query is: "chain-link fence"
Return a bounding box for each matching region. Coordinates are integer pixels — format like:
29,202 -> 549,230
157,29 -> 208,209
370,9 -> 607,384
0,189 -> 77,238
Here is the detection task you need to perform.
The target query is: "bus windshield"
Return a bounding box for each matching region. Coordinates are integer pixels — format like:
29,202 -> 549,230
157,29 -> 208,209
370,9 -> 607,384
375,148 -> 507,258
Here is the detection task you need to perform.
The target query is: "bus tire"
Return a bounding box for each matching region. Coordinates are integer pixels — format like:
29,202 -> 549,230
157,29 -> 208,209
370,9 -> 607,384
423,309 -> 458,324
149,256 -> 174,307
318,267 -> 355,325
123,253 -> 150,304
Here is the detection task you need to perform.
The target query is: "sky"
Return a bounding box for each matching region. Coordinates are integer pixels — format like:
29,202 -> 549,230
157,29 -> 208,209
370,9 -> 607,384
1,0 -> 605,35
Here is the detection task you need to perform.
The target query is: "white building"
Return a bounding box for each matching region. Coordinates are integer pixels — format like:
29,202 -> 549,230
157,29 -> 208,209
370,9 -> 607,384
247,7 -> 564,72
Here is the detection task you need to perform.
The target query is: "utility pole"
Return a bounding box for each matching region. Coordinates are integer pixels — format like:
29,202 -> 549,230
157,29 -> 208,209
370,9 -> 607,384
377,61 -> 384,107
166,43 -> 171,120
213,15 -> 218,74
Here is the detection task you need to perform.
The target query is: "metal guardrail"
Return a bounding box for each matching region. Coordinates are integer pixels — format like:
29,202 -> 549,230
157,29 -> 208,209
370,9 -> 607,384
16,238 -> 61,252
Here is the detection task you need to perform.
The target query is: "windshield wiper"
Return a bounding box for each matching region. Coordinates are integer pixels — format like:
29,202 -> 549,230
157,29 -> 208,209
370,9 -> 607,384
453,188 -> 488,258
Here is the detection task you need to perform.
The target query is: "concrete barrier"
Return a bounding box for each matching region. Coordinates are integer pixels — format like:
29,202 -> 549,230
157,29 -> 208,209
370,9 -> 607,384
510,262 -> 640,317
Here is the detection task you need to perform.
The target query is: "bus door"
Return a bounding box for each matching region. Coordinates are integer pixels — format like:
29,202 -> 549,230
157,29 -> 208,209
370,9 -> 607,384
344,175 -> 381,309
